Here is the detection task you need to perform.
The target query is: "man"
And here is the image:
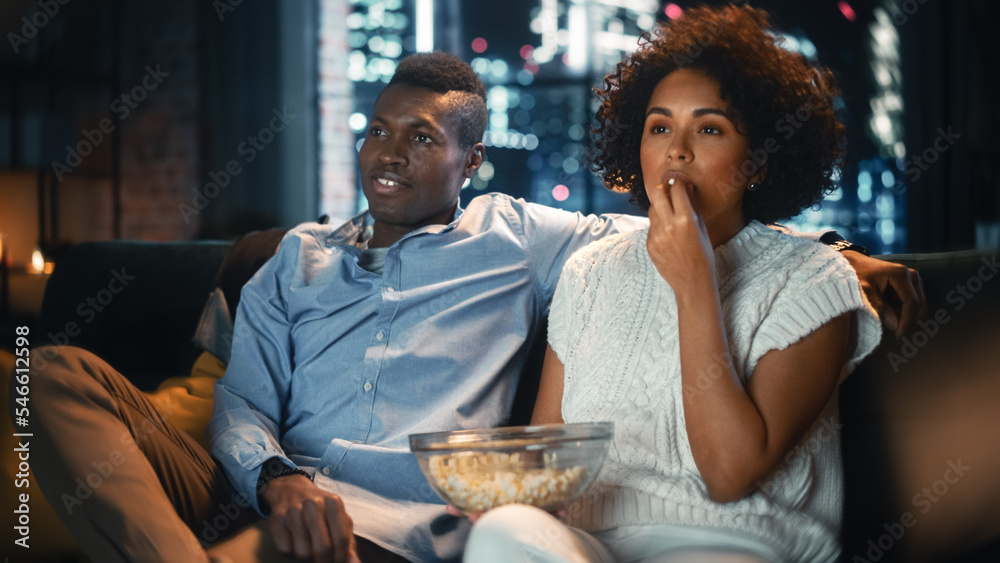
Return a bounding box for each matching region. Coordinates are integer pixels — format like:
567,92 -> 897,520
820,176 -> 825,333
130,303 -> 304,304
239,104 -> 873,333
207,52 -> 647,562
24,53 -> 923,563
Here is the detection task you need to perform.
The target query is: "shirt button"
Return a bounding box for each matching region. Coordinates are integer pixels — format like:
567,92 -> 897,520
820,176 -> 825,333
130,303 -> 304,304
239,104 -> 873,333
322,467 -> 331,476
385,286 -> 395,293
375,331 -> 385,341
364,382 -> 373,391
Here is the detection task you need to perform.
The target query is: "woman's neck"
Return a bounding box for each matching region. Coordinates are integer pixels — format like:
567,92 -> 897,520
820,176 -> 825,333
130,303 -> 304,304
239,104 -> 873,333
705,213 -> 747,248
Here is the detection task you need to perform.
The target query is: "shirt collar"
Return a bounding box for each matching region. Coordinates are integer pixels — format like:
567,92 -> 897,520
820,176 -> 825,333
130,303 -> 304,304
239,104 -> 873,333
423,202 -> 465,236
327,203 -> 466,249
327,211 -> 372,248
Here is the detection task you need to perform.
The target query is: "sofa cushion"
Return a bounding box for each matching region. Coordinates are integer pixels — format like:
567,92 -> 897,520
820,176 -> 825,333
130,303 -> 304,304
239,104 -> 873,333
212,227 -> 289,317
191,228 -> 289,365
144,351 -> 228,449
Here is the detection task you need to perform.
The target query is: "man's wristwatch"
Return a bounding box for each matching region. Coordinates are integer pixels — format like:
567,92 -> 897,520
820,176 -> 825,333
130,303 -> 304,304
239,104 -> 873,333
257,458 -> 310,492
256,458 -> 310,513
820,232 -> 869,256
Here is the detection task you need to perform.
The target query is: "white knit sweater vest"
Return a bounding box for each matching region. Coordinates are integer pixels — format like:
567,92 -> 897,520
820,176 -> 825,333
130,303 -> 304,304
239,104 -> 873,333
549,221 -> 882,563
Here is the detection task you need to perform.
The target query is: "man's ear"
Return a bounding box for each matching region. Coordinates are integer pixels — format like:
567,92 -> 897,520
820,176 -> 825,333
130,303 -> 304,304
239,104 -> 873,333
464,143 -> 486,178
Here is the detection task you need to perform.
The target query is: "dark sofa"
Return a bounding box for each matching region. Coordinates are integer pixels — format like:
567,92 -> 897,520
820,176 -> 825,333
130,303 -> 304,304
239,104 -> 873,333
36,240 -> 232,391
839,250 -> 1000,562
23,237 -> 1000,562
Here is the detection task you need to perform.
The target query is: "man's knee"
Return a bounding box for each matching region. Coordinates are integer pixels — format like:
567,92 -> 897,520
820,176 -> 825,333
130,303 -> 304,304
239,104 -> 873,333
25,345 -> 120,412
27,345 -> 61,377
29,345 -> 96,378
30,344 -> 83,384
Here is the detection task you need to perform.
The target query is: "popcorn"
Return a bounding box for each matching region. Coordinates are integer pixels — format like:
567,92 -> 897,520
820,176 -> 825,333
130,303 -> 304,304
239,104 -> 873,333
427,451 -> 587,512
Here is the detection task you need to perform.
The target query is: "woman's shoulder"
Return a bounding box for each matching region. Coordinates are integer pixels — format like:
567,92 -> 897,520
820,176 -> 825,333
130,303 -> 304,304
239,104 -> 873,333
743,222 -> 851,278
565,229 -> 648,273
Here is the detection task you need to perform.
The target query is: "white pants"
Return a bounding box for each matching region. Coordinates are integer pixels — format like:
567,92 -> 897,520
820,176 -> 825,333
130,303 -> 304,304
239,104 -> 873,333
464,504 -> 780,563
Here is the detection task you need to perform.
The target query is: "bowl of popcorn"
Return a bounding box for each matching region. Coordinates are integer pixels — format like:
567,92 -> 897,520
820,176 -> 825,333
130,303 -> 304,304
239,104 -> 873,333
409,422 -> 613,514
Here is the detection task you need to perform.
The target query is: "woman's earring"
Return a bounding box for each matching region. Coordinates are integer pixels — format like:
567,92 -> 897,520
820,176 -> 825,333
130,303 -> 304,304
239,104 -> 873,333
747,183 -> 761,192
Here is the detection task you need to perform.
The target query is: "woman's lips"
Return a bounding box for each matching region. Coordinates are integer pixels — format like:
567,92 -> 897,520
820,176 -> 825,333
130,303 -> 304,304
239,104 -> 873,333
662,171 -> 697,190
660,171 -> 702,212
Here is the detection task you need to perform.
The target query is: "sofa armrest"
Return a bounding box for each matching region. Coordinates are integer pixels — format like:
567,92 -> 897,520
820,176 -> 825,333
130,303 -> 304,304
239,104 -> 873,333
841,249 -> 1000,561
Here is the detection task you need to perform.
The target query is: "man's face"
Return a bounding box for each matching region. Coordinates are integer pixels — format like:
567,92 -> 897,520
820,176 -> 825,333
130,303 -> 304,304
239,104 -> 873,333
358,84 -> 484,246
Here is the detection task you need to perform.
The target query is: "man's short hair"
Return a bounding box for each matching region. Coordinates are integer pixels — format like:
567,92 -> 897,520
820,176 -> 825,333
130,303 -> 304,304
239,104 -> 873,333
388,52 -> 488,148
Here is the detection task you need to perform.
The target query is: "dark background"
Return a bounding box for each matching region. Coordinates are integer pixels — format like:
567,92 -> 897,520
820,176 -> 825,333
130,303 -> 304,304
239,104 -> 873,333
1,0 -> 997,253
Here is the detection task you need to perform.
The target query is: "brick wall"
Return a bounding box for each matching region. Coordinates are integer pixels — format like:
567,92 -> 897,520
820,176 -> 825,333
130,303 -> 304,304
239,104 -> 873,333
319,0 -> 357,223
6,0 -> 349,247
116,0 -> 200,241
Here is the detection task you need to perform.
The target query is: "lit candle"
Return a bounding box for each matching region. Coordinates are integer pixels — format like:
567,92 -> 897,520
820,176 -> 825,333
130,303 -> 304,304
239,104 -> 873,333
30,248 -> 45,274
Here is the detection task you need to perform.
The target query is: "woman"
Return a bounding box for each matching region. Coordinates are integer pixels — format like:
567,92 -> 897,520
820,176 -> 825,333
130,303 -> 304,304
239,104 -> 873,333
464,5 -> 882,562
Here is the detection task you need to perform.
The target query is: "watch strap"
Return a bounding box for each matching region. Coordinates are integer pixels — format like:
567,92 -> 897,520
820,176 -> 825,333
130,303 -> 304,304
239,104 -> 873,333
820,232 -> 869,256
256,458 -> 310,513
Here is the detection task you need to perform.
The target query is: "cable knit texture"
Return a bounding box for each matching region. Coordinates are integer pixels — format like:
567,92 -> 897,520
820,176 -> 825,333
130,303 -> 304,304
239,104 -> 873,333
549,220 -> 882,563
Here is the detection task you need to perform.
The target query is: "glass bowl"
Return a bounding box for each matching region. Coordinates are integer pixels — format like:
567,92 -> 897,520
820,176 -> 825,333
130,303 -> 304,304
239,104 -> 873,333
409,422 -> 612,513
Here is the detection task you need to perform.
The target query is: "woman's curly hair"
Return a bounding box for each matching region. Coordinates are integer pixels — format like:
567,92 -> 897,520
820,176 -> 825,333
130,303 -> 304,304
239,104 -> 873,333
591,5 -> 846,224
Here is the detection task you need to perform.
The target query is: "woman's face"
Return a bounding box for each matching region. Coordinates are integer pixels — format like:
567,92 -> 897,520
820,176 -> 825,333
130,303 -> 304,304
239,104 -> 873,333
640,69 -> 757,239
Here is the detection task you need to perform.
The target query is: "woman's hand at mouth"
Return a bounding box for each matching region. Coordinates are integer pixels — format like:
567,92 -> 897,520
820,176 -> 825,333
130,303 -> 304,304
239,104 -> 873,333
645,178 -> 717,293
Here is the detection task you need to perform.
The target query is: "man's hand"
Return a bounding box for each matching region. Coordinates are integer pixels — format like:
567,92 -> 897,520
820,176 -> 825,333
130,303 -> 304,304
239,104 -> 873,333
841,250 -> 928,338
446,504 -> 482,524
261,475 -> 360,563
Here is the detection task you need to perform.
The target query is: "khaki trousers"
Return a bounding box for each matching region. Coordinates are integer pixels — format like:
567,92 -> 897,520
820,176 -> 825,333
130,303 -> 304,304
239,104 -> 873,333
24,346 -> 408,562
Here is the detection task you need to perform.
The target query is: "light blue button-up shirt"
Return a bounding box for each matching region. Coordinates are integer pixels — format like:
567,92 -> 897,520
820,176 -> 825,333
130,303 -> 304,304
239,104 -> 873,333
206,193 -> 646,561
